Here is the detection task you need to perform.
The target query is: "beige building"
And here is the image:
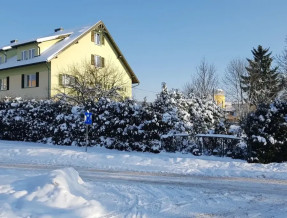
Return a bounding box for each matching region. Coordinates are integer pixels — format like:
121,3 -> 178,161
0,21 -> 139,100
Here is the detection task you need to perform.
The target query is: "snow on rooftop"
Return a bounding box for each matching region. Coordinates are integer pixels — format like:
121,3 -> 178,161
36,33 -> 71,43
0,23 -> 97,70
1,46 -> 12,50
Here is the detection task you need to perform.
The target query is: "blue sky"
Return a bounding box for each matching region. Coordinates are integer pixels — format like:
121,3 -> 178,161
1,0 -> 287,101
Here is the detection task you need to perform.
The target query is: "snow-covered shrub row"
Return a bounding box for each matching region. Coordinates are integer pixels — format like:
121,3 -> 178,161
0,84 -> 242,156
243,100 -> 287,163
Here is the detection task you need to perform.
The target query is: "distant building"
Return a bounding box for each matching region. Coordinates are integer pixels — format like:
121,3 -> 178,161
214,89 -> 239,123
224,102 -> 238,123
214,89 -> 225,108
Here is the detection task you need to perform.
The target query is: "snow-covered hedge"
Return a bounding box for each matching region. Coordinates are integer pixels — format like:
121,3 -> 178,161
0,98 -> 162,152
0,84 -> 244,157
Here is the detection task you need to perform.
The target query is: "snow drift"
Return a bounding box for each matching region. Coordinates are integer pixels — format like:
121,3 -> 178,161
0,168 -> 105,218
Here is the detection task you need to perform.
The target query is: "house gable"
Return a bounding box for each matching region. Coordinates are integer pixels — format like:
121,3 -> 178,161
50,23 -> 136,98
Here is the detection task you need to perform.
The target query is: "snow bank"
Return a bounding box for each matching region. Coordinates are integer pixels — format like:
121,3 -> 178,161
1,140 -> 287,180
0,168 -> 105,217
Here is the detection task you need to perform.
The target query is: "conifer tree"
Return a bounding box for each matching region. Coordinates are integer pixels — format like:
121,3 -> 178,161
241,45 -> 281,107
244,100 -> 287,163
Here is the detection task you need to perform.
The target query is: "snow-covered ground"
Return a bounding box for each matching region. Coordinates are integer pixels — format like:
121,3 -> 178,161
1,140 -> 287,217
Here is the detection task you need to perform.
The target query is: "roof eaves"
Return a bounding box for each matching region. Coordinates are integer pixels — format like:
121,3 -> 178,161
0,61 -> 46,72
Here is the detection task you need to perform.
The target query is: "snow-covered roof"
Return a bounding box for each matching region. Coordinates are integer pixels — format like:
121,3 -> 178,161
0,24 -> 93,70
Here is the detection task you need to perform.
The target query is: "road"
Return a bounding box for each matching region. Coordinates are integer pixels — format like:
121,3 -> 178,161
1,162 -> 287,217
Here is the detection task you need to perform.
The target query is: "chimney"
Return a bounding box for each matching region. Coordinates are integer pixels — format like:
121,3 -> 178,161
54,27 -> 64,33
10,39 -> 18,44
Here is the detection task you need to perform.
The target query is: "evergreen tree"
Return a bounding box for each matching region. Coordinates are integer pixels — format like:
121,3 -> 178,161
153,82 -> 192,135
241,45 -> 281,107
243,100 -> 287,163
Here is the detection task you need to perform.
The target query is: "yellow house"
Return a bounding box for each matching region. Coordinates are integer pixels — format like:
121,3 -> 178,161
0,21 -> 139,100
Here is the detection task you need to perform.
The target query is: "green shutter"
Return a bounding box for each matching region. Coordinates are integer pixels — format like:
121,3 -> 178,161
101,33 -> 105,45
91,54 -> 95,65
91,31 -> 95,42
101,57 -> 105,67
59,74 -> 63,86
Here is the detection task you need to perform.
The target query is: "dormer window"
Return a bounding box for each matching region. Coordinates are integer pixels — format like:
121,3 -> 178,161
29,49 -> 35,59
21,48 -> 36,60
21,50 -> 28,60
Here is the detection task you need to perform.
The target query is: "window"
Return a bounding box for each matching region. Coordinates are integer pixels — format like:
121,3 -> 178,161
60,74 -> 76,87
0,77 -> 8,91
91,54 -> 104,68
95,33 -> 101,45
21,49 -> 36,60
95,55 -> 104,68
21,50 -> 28,60
28,49 -> 36,59
22,73 -> 39,88
0,56 -> 2,64
26,74 -> 36,87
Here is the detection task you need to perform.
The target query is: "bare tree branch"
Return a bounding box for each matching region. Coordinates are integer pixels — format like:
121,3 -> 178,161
184,58 -> 218,98
53,60 -> 128,107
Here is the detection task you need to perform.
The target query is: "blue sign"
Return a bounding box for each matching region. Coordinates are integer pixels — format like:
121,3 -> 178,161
84,111 -> 92,125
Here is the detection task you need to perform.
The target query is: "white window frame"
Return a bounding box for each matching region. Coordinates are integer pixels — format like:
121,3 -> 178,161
25,73 -> 37,88
0,56 -> 2,65
21,50 -> 28,60
22,49 -> 36,60
94,55 -> 103,68
95,33 -> 101,45
0,78 -> 7,91
28,48 -> 36,59
61,74 -> 76,87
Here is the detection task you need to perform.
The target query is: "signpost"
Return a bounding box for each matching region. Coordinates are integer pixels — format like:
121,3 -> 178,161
84,110 -> 92,152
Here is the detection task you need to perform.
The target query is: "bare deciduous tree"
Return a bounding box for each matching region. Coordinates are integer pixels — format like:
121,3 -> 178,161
276,37 -> 287,75
223,58 -> 247,103
223,58 -> 248,118
54,60 -> 128,106
184,58 -> 218,98
276,37 -> 287,100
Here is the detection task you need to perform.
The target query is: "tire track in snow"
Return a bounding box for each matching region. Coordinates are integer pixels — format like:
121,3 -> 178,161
0,162 -> 287,196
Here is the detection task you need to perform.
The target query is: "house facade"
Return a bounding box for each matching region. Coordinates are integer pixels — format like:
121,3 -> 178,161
0,21 -> 139,99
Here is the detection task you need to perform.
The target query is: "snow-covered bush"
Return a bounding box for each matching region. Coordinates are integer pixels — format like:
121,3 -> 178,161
187,93 -> 223,135
243,100 -> 287,163
0,98 -> 56,142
